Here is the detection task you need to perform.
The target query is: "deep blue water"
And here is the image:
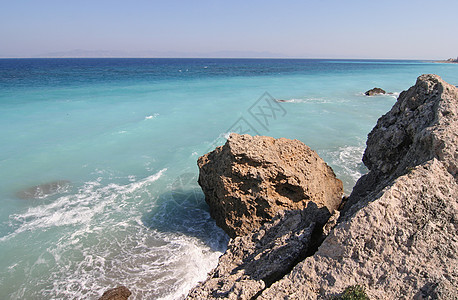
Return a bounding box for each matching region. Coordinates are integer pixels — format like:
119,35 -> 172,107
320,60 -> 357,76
0,58 -> 457,299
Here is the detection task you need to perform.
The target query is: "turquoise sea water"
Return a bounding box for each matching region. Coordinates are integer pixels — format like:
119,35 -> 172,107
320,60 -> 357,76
1,58 -> 457,299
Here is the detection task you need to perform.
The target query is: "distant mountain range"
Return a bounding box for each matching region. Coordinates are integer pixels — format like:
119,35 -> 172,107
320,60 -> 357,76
1,49 -> 289,58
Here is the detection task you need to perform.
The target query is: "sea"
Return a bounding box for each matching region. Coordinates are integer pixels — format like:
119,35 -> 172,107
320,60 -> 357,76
0,58 -> 457,299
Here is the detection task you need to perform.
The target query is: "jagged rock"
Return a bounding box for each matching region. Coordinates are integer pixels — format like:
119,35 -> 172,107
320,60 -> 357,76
258,74 -> 458,299
259,159 -> 458,299
186,202 -> 331,300
346,74 -> 458,213
99,286 -> 131,300
197,133 -> 343,238
365,87 -> 386,96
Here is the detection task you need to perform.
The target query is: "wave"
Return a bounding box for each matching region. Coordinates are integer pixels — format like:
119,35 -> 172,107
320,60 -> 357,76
145,113 -> 159,120
1,167 -> 228,299
275,97 -> 332,103
2,169 -> 167,242
325,145 -> 368,194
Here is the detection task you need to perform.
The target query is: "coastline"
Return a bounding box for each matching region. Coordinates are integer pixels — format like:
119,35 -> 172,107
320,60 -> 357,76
433,60 -> 458,64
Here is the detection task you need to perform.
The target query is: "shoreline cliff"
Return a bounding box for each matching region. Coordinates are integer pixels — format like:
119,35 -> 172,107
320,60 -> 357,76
186,74 -> 458,299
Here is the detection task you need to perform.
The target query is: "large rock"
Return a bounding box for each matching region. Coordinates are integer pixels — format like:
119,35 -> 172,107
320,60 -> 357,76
258,74 -> 458,299
259,159 -> 458,299
197,134 -> 343,238
345,73 -> 458,213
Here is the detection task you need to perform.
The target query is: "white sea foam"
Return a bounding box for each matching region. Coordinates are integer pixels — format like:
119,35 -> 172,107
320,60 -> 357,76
2,167 -> 227,299
326,144 -> 368,194
145,113 -> 159,120
1,169 -> 166,242
276,97 -> 336,104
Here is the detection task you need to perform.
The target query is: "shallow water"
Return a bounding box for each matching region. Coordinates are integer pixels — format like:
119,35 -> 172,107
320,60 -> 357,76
1,58 -> 457,299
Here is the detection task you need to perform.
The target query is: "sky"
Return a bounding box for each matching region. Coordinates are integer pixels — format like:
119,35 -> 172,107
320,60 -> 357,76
1,0 -> 457,59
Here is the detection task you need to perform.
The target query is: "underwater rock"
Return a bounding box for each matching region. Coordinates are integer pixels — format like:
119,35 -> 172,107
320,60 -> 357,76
16,180 -> 71,199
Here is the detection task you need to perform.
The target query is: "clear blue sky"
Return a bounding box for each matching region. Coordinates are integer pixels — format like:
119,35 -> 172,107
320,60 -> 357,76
1,0 -> 457,59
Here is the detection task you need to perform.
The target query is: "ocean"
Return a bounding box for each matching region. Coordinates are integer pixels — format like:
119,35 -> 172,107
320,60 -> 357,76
1,58 -> 457,299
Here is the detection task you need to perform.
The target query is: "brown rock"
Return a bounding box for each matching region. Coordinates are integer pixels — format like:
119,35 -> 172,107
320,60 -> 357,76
99,286 -> 131,300
365,87 -> 386,96
197,133 -> 343,238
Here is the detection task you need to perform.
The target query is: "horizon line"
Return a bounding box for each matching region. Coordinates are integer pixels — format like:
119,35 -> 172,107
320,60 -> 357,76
0,56 -> 438,61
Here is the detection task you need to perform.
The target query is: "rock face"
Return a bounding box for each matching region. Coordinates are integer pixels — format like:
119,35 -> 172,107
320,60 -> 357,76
98,286 -> 131,300
346,73 -> 458,212
258,74 -> 458,299
187,203 -> 333,300
259,160 -> 458,299
197,134 -> 343,238
188,74 -> 458,299
365,87 -> 386,96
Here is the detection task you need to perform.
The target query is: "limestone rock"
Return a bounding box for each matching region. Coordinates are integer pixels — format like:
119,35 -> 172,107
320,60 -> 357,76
197,133 -> 343,238
346,74 -> 458,213
365,87 -> 386,96
186,202 -> 331,300
258,75 -> 458,299
99,286 -> 131,300
259,159 -> 458,299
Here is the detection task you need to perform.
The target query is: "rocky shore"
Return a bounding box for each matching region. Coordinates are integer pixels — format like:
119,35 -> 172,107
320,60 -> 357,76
435,57 -> 458,64
186,74 -> 458,299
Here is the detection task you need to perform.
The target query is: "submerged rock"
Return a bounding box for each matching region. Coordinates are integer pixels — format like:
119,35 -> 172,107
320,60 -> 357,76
365,87 -> 386,96
16,180 -> 71,199
197,133 -> 343,238
98,286 -> 131,300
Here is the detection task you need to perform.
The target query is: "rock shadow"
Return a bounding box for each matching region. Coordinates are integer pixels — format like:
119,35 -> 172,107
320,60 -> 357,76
141,186 -> 229,253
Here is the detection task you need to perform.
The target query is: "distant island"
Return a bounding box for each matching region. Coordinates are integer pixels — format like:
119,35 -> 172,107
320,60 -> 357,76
435,57 -> 458,63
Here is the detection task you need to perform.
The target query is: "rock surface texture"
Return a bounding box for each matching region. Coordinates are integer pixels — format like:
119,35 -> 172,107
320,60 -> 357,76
197,134 -> 343,238
187,74 -> 458,299
98,286 -> 131,300
187,203 -> 333,299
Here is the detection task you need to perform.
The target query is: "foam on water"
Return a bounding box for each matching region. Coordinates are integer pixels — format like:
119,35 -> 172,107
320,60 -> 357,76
326,144 -> 368,193
1,168 -> 227,299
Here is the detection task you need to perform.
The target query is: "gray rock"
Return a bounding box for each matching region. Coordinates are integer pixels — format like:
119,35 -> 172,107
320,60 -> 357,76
365,87 -> 386,96
259,75 -> 458,299
345,74 -> 458,216
186,203 -> 332,300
